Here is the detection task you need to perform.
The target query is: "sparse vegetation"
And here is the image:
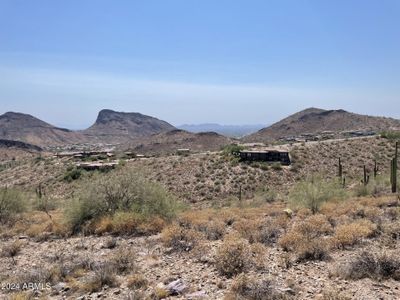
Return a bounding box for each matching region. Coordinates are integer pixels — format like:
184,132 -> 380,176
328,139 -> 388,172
226,274 -> 291,300
215,234 -> 251,277
381,131 -> 400,141
289,177 -> 347,213
1,240 -> 22,259
333,219 -> 377,249
2,129 -> 400,299
279,214 -> 332,262
63,166 -> 84,182
0,188 -> 27,224
65,169 -> 180,233
339,251 -> 400,281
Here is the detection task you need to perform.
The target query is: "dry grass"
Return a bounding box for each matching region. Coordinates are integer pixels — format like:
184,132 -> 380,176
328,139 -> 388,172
178,210 -> 226,240
1,240 -> 23,259
338,251 -> 400,281
233,217 -> 284,245
279,214 -> 333,262
225,274 -> 292,300
161,224 -> 203,252
333,219 -> 377,249
89,212 -> 167,236
127,274 -> 149,290
81,263 -> 119,293
215,234 -> 251,277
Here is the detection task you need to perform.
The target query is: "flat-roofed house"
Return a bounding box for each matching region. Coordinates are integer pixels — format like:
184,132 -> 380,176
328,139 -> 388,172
239,149 -> 291,165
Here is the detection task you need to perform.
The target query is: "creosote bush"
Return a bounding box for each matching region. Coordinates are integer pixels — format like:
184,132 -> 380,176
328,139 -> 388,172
1,240 -> 22,258
226,274 -> 291,300
279,214 -> 332,262
82,262 -> 118,292
215,234 -> 251,277
0,188 -> 27,224
340,251 -> 400,281
127,274 -> 148,290
289,177 -> 347,214
161,224 -> 203,252
63,166 -> 84,182
65,169 -> 180,234
333,219 -> 377,249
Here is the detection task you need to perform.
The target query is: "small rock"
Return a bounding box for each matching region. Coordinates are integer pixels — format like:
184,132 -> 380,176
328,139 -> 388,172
166,279 -> 188,295
186,290 -> 207,299
113,289 -> 121,295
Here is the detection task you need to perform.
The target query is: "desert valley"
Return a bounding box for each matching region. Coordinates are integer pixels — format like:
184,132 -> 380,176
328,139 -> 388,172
1,107 -> 400,299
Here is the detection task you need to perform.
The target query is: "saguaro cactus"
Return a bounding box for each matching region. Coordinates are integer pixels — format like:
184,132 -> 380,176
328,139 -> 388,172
374,160 -> 379,178
363,165 -> 369,186
391,142 -> 398,193
338,158 -> 343,179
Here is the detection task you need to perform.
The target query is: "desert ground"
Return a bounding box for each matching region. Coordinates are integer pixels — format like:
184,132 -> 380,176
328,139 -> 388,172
1,135 -> 400,300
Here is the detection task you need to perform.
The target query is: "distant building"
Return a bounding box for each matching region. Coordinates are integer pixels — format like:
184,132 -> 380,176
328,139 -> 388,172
177,148 -> 190,155
76,162 -> 117,171
239,149 -> 291,165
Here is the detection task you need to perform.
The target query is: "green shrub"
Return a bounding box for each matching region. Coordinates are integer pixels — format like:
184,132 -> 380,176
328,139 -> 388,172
222,144 -> 244,156
63,167 -> 84,182
65,169 -> 180,233
0,188 -> 27,224
380,131 -> 400,141
354,176 -> 389,197
289,177 -> 347,214
271,162 -> 282,170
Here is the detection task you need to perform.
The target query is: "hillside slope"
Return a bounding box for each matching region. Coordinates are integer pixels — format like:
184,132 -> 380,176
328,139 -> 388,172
125,129 -> 233,154
83,109 -> 176,144
244,108 -> 400,143
0,112 -> 86,147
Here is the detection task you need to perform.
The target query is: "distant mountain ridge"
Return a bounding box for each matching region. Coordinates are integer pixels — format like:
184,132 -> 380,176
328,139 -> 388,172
243,108 -> 400,143
125,129 -> 233,155
178,123 -> 265,138
0,112 -> 86,146
0,139 -> 43,152
3,107 -> 400,148
83,109 -> 176,144
0,109 -> 176,147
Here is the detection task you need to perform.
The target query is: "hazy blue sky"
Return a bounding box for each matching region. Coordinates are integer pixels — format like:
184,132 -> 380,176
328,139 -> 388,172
1,0 -> 400,129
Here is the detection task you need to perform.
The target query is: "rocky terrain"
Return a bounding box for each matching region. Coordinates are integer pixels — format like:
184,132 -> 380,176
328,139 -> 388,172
244,108 -> 400,143
83,109 -> 176,144
125,130 -> 233,155
0,135 -> 397,206
1,108 -> 400,299
0,112 -> 86,147
1,195 -> 400,299
178,124 -> 265,138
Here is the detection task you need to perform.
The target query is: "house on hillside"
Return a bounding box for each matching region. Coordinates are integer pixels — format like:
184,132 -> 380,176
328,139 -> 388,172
239,149 -> 291,165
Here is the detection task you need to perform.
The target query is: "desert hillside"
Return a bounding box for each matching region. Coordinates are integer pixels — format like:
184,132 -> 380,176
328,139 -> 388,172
0,110 -> 177,148
0,112 -> 86,146
125,129 -> 233,155
244,108 -> 400,143
83,109 -> 176,144
1,134 -> 400,299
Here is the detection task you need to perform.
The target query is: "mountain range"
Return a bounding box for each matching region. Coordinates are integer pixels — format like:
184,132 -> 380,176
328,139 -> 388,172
178,123 -> 265,138
1,107 -> 400,150
244,108 -> 400,143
